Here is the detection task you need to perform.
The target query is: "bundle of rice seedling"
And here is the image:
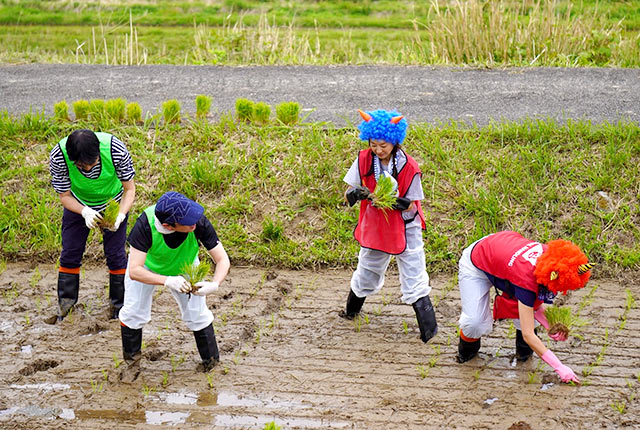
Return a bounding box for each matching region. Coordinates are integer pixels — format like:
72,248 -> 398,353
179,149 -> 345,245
100,199 -> 120,230
544,305 -> 588,339
371,173 -> 396,210
180,261 -> 211,295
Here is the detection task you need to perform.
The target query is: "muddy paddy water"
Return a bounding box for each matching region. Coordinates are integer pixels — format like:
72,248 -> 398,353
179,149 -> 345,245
0,263 -> 638,429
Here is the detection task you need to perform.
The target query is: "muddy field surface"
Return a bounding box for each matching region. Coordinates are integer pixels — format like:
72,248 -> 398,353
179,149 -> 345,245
0,263 -> 638,429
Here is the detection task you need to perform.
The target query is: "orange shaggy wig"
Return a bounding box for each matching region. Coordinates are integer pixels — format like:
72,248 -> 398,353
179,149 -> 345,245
534,239 -> 591,294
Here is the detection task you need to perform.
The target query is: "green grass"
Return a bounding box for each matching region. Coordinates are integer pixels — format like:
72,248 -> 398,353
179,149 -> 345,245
0,1 -> 639,66
0,109 -> 639,274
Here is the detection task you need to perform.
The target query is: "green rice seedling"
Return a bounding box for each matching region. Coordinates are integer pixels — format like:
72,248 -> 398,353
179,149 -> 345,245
53,100 -> 70,122
142,383 -> 155,397
235,98 -> 255,122
24,314 -> 31,326
371,174 -> 396,210
275,101 -> 300,125
222,365 -> 229,375
353,314 -> 364,333
416,364 -> 429,379
161,371 -> 169,387
105,98 -> 126,122
527,371 -> 540,385
30,267 -> 41,288
180,260 -> 211,295
611,400 -> 626,414
473,369 -> 481,381
73,100 -> 90,120
112,353 -> 123,369
89,99 -> 105,119
402,321 -> 409,335
102,369 -> 108,382
0,259 -> 5,275
162,99 -> 181,124
253,102 -> 271,124
544,305 -> 588,339
264,422 -> 281,430
206,371 -> 215,388
100,199 -> 120,230
91,379 -> 104,393
195,94 -> 212,119
126,102 -> 142,124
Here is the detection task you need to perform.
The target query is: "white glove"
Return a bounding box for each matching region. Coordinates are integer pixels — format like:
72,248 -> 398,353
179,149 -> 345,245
81,206 -> 102,229
164,276 -> 190,294
108,213 -> 127,232
193,281 -> 219,296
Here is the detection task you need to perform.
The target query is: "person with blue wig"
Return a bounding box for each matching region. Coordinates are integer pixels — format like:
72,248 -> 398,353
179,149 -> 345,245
340,109 -> 437,344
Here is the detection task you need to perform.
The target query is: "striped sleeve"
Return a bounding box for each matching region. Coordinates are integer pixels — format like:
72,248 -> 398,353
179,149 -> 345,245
49,144 -> 71,194
110,135 -> 135,181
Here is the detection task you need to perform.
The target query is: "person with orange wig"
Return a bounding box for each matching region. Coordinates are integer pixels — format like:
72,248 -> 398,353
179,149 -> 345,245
456,230 -> 593,384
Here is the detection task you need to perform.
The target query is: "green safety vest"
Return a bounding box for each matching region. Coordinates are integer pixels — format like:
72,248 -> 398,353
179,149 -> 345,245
143,205 -> 199,276
59,132 -> 123,206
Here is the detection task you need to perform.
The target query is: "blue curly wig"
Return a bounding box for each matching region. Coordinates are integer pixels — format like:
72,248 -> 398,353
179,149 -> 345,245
358,109 -> 408,145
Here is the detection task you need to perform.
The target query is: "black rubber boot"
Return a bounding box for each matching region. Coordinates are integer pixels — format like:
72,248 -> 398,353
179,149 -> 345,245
120,324 -> 142,383
339,289 -> 366,320
193,323 -> 220,372
515,329 -> 534,362
412,295 -> 438,343
109,273 -> 125,320
456,336 -> 481,363
57,272 -> 80,320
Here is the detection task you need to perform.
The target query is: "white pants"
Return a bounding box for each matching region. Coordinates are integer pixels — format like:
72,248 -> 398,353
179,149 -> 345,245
119,267 -> 213,332
457,239 -> 531,339
350,222 -> 431,305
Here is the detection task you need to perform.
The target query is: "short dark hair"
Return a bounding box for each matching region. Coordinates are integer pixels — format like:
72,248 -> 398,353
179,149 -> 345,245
154,209 -> 176,227
66,129 -> 100,165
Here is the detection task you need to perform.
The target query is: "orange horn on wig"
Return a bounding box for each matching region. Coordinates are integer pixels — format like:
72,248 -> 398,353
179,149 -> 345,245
390,115 -> 404,124
358,109 -> 372,122
577,263 -> 595,275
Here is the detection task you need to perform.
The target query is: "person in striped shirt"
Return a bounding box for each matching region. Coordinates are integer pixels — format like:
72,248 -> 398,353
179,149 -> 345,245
49,129 -> 136,322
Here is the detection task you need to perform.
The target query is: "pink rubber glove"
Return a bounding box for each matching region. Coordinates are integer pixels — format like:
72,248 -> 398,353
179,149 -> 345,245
534,307 -> 567,341
541,350 -> 580,384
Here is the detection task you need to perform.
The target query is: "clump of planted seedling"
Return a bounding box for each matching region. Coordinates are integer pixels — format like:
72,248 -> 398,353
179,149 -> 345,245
112,353 -> 123,369
163,99 -> 181,124
73,100 -> 90,120
544,305 -> 588,339
275,101 -> 300,125
180,260 -> 211,296
253,102 -> 271,124
264,422 -> 281,430
89,99 -> 105,119
416,364 -> 429,379
126,102 -> 142,124
235,98 -> 255,122
105,98 -> 126,122
161,371 -> 169,387
195,94 -> 212,119
100,199 -> 120,230
54,100 -> 70,122
142,383 -> 155,397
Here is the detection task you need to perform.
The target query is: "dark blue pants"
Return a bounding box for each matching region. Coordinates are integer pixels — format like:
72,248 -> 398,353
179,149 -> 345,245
59,208 -> 128,270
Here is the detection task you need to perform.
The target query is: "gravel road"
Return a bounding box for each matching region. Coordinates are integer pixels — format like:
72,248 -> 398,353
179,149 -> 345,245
1,64 -> 638,125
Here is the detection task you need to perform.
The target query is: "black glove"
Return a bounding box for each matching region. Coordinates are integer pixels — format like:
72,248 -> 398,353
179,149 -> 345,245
392,197 -> 412,211
346,186 -> 370,207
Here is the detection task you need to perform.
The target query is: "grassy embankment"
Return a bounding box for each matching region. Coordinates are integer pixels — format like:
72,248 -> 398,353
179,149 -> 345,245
0,107 -> 638,276
0,0 -> 639,66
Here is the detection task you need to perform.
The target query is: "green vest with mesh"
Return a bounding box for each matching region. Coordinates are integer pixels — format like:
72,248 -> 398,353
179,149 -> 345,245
143,205 -> 199,276
59,132 -> 123,207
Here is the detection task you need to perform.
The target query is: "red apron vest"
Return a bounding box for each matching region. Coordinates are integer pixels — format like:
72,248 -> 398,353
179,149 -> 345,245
353,149 -> 425,254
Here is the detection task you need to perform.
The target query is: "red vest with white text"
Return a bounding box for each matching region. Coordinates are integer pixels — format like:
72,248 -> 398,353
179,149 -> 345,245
353,149 -> 425,254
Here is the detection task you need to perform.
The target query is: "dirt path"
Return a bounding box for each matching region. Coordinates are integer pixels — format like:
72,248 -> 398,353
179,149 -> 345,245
1,65 -> 639,126
0,263 -> 638,429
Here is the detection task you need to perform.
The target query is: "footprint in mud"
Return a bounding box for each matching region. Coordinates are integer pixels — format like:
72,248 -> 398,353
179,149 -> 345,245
19,358 -> 60,376
508,422 -> 532,430
144,348 -> 167,362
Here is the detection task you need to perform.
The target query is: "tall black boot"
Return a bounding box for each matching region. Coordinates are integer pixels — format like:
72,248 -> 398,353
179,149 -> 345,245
120,324 -> 142,383
515,329 -> 534,362
109,273 -> 125,319
412,295 -> 438,343
57,272 -> 80,320
339,289 -> 366,320
456,336 -> 481,363
193,323 -> 220,372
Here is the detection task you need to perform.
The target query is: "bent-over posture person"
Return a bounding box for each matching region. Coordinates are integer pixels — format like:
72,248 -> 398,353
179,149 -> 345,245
49,129 -> 135,321
118,191 -> 230,382
456,230 -> 594,384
